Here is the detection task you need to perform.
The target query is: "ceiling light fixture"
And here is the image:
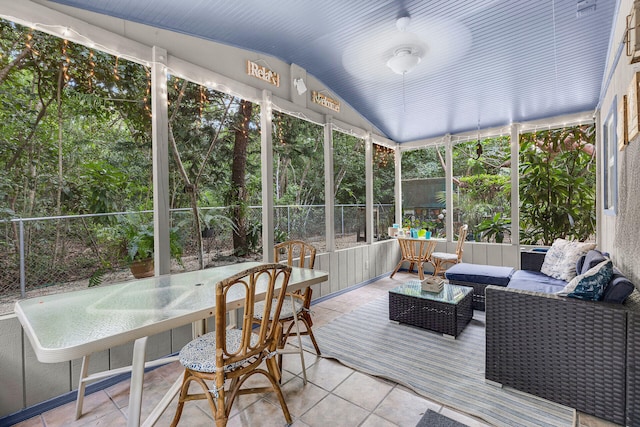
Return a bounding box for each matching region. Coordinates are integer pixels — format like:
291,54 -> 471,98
386,47 -> 422,75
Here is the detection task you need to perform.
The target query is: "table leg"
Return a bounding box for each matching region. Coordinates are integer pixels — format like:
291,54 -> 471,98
127,336 -> 148,427
75,354 -> 91,419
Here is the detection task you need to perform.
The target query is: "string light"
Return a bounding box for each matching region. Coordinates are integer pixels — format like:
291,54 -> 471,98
113,56 -> 119,81
87,49 -> 95,92
25,29 -> 39,56
143,66 -> 151,117
374,143 -> 394,168
61,39 -> 70,82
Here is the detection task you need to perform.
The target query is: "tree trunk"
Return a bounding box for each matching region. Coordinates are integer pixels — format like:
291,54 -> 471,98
230,100 -> 252,255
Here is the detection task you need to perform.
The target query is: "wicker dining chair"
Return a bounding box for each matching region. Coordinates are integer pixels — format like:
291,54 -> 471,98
430,224 -> 469,276
170,264 -> 292,427
390,238 -> 437,280
253,240 -> 319,383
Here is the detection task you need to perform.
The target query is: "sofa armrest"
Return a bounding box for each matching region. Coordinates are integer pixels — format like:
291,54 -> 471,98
485,285 -> 628,425
625,290 -> 640,426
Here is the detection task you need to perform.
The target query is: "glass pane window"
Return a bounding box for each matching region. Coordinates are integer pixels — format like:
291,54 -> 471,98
519,125 -> 596,245
400,146 -> 446,238
373,144 -> 395,241
272,112 -> 325,249
452,136 -> 511,243
333,131 -> 365,248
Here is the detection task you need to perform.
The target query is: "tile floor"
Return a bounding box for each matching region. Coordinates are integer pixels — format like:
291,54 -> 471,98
13,272 -> 620,427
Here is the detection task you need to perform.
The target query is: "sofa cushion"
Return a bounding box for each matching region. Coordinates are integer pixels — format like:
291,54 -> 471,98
602,269 -> 636,304
579,250 -> 607,276
541,238 -> 595,282
445,263 -> 514,286
558,259 -> 613,301
508,270 -> 568,294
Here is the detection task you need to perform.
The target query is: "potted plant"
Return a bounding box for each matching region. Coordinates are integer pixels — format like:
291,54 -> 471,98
476,212 -> 511,243
120,217 -> 184,278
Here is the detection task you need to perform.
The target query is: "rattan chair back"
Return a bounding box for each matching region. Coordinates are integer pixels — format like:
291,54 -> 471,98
274,240 -> 316,269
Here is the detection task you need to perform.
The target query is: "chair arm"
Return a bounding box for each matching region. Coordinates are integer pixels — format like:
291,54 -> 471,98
485,285 -> 628,425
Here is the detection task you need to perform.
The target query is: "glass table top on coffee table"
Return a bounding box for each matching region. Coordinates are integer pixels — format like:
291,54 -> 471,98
389,280 -> 473,303
388,280 -> 474,338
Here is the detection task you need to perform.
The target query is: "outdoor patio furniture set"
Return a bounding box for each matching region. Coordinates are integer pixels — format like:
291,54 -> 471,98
441,239 -> 639,426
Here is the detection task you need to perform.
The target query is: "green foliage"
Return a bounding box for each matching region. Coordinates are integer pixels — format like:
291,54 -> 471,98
246,219 -> 262,253
274,227 -> 289,243
519,125 -> 596,245
476,212 -> 511,243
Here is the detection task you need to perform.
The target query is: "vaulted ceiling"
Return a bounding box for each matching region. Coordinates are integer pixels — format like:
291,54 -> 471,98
47,0 -> 617,143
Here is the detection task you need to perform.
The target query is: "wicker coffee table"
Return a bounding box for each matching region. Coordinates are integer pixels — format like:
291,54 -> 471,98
388,280 -> 473,338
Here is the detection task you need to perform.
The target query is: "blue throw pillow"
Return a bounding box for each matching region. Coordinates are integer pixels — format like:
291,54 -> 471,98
579,249 -> 607,276
558,260 -> 613,301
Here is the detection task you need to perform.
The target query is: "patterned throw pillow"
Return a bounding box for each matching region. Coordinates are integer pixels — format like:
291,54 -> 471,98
540,238 -> 595,281
540,238 -> 569,278
557,259 -> 613,301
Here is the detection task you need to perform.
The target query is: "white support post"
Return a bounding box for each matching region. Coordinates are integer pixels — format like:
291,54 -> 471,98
444,134 -> 453,241
324,117 -> 335,252
261,90 -> 275,262
365,133 -> 373,243
151,47 -> 170,275
510,123 -> 520,247
395,145 -> 402,226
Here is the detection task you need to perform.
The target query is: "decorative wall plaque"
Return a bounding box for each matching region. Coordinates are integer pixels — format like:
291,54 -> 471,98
246,60 -> 280,87
311,90 -> 340,112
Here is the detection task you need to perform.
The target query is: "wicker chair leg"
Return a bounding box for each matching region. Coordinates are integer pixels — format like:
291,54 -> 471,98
390,261 -> 402,278
261,368 -> 292,425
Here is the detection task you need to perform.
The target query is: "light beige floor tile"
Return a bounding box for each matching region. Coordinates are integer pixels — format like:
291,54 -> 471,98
226,398 -> 292,427
300,393 -> 369,427
373,387 -> 441,427
332,371 -> 393,411
155,402 -> 215,427
303,357 -> 354,391
360,413 -> 399,427
266,376 -> 329,418
42,390 -> 119,427
440,406 -> 494,427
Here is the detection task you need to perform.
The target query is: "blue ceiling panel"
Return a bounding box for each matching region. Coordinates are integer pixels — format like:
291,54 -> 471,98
46,0 -> 617,142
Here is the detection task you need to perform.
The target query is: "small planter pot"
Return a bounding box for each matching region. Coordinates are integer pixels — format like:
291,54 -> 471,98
130,258 -> 154,279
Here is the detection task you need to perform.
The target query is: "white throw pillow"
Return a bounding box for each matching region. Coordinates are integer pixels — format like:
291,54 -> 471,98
540,238 -> 569,278
541,238 -> 596,282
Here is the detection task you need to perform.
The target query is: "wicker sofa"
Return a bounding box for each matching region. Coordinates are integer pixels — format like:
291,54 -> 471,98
485,250 -> 640,426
